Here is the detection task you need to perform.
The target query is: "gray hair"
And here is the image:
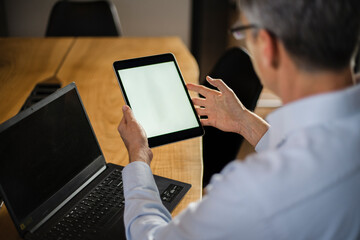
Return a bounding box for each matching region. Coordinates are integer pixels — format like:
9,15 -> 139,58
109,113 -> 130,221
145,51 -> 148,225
238,0 -> 360,71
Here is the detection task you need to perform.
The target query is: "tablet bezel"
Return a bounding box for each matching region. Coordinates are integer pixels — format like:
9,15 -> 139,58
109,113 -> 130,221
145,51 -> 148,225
113,53 -> 204,148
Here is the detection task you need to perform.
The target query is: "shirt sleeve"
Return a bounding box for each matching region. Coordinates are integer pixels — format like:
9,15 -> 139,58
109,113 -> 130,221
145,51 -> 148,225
255,126 -> 271,152
122,160 -> 271,240
122,161 -> 172,239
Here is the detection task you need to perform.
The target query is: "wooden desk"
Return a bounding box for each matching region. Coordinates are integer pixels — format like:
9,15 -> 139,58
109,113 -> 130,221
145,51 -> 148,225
0,38 -> 75,123
0,37 -> 202,239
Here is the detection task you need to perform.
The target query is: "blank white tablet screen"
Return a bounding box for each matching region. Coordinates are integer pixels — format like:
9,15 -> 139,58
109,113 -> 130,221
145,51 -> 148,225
118,62 -> 199,138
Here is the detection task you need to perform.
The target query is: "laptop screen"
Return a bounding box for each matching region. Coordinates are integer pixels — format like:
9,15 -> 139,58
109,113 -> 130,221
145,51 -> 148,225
0,87 -> 102,222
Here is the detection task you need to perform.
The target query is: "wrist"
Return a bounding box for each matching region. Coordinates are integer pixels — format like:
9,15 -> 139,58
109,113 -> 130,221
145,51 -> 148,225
237,109 -> 270,147
128,146 -> 153,165
236,108 -> 253,136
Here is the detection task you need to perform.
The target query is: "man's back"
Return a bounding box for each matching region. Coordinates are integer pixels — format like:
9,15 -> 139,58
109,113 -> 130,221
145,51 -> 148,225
119,83 -> 360,240
118,0 -> 360,238
235,83 -> 360,239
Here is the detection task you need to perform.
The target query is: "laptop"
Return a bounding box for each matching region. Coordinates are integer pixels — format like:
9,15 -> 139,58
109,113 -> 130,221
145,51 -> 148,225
0,82 -> 191,240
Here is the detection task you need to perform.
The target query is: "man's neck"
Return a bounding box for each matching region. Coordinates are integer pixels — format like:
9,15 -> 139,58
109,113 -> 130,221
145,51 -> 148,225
277,66 -> 355,104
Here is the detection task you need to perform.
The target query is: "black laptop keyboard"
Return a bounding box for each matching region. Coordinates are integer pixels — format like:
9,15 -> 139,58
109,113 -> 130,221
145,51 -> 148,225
34,169 -> 124,240
31,168 -> 186,240
160,184 -> 184,203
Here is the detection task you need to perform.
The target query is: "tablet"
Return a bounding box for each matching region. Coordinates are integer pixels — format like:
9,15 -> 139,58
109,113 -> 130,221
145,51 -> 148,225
113,53 -> 204,148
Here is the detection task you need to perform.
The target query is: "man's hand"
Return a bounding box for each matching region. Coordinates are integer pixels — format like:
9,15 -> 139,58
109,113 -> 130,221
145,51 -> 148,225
187,76 -> 270,147
118,105 -> 153,165
187,76 -> 246,134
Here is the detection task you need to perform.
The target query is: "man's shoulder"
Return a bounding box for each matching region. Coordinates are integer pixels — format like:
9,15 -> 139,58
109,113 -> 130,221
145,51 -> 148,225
233,133 -> 360,208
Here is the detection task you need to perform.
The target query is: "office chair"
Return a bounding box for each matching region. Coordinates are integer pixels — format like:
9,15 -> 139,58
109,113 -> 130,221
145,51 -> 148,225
201,47 -> 263,186
46,0 -> 122,37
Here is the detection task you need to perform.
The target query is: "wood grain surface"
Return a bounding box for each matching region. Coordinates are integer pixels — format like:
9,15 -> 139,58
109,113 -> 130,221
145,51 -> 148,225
0,38 -> 74,123
0,37 -> 202,240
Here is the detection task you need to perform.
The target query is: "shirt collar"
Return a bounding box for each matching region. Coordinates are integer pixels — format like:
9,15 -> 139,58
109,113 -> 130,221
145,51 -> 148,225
260,83 -> 360,150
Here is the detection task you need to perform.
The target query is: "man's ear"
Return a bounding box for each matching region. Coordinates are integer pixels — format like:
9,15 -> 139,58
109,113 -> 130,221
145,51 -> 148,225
258,29 -> 279,69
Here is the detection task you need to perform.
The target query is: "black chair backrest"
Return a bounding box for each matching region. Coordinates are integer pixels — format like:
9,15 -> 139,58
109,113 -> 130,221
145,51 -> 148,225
46,0 -> 121,37
201,47 -> 263,186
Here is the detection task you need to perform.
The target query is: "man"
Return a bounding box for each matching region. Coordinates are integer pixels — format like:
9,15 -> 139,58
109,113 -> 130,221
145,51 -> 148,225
118,0 -> 360,239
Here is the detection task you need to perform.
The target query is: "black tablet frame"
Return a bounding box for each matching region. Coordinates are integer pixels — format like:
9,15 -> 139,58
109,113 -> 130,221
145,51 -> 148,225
113,53 -> 204,148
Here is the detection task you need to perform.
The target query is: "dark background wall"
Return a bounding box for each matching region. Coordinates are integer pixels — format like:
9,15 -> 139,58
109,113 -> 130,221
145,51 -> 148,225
191,0 -> 234,82
0,0 -> 241,81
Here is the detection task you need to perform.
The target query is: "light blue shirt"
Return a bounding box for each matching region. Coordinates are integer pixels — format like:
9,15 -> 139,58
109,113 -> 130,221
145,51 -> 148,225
122,83 -> 360,240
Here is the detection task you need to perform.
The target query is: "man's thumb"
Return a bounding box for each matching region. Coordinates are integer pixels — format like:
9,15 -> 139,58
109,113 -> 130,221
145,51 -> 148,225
122,105 -> 134,121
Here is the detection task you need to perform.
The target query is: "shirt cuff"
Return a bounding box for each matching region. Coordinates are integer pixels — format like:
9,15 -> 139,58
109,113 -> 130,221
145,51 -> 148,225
255,127 -> 270,152
122,161 -> 157,195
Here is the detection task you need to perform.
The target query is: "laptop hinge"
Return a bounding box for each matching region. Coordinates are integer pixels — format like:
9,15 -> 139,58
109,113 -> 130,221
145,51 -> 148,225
29,165 -> 106,233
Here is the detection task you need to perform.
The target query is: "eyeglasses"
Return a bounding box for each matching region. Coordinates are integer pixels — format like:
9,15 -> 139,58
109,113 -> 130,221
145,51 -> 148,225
229,24 -> 259,40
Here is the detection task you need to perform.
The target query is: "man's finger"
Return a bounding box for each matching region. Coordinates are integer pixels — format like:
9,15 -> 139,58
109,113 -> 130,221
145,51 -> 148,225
200,118 -> 212,126
122,105 -> 135,122
195,107 -> 208,116
187,83 -> 217,97
206,76 -> 230,93
192,97 -> 207,107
